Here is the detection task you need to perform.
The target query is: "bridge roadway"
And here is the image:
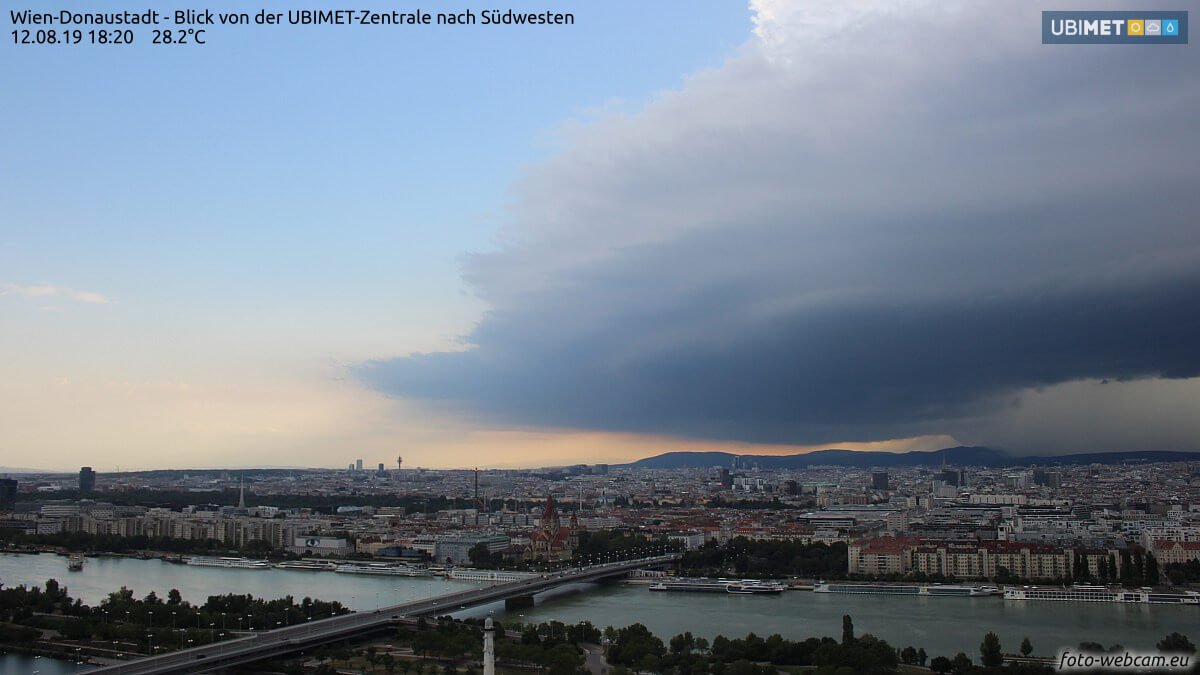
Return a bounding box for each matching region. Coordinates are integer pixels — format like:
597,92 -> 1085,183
87,555 -> 678,675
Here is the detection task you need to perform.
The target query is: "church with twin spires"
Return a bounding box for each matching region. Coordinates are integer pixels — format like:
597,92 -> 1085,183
524,494 -> 578,562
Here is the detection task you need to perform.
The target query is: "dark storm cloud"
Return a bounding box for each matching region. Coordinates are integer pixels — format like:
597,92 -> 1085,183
358,3 -> 1200,451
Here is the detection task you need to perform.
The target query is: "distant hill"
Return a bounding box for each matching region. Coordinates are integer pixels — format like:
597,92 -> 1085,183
0,467 -> 49,474
1019,450 -> 1200,466
624,447 -> 1200,469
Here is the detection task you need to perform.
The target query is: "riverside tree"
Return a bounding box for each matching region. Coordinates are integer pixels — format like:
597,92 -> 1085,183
980,632 -> 1003,667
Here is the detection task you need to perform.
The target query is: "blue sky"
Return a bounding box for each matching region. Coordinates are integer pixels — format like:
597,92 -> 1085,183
4,0 -> 750,329
4,1 -> 1198,470
2,0 -> 762,469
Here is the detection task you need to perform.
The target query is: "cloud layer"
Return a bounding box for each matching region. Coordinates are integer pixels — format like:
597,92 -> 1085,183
360,2 -> 1200,453
2,284 -> 113,305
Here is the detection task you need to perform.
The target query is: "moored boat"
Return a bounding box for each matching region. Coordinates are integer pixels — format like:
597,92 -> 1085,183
649,578 -> 786,594
185,556 -> 271,569
1004,585 -> 1200,604
275,560 -> 337,571
335,563 -> 428,577
727,580 -> 787,594
813,582 -> 999,597
443,568 -> 538,582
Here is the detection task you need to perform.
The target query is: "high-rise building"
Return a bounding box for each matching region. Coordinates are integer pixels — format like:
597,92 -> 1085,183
940,468 -> 966,488
79,467 -> 96,492
355,459 -> 363,471
1032,469 -> 1062,488
0,478 -> 17,511
872,471 -> 890,491
377,462 -> 386,475
718,468 -> 732,489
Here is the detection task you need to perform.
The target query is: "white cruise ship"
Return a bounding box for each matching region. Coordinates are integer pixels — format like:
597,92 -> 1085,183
444,568 -> 538,582
335,563 -> 428,577
1004,585 -> 1200,605
650,578 -> 787,594
275,560 -> 337,571
726,580 -> 787,594
813,583 -> 999,597
185,556 -> 271,569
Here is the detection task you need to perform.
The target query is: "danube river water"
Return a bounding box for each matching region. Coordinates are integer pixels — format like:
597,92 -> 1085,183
0,552 -> 481,611
0,652 -> 84,675
477,582 -> 1198,658
1,552 -> 1196,668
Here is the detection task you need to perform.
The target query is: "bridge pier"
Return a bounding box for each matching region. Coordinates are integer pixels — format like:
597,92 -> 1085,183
504,594 -> 535,610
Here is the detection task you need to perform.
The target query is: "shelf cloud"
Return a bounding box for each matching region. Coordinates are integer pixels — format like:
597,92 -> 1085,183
359,1 -> 1200,453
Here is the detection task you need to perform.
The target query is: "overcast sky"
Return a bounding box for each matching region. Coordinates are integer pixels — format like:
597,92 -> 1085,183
4,1 -> 1197,470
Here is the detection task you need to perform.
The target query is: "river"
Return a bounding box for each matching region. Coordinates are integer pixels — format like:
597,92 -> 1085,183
1,552 -> 1196,668
0,652 -> 86,675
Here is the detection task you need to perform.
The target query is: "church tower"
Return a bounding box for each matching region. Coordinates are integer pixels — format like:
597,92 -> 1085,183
542,493 -> 560,539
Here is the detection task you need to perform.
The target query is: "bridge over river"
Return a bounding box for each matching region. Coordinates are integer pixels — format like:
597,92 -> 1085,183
87,554 -> 679,674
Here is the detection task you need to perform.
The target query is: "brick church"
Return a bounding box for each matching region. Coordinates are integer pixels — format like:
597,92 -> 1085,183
524,494 -> 578,562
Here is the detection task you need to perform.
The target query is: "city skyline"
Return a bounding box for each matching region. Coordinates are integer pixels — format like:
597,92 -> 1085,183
4,0 -> 1198,471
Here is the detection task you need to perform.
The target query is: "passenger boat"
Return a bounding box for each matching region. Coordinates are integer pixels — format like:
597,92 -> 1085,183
649,578 -> 736,593
1004,585 -> 1200,604
813,582 -> 999,597
67,553 -> 85,571
334,563 -> 428,577
649,578 -> 786,594
274,560 -> 337,571
726,580 -> 787,594
185,556 -> 271,569
443,568 -> 538,582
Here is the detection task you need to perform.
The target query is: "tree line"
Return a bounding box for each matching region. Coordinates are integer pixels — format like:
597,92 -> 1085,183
0,578 -> 347,659
675,537 -> 848,579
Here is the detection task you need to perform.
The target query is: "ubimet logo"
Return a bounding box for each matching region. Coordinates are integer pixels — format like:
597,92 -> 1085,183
1043,11 -> 1187,44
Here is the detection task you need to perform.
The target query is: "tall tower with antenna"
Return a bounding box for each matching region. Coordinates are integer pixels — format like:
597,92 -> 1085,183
474,468 -> 487,512
397,455 -> 403,472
